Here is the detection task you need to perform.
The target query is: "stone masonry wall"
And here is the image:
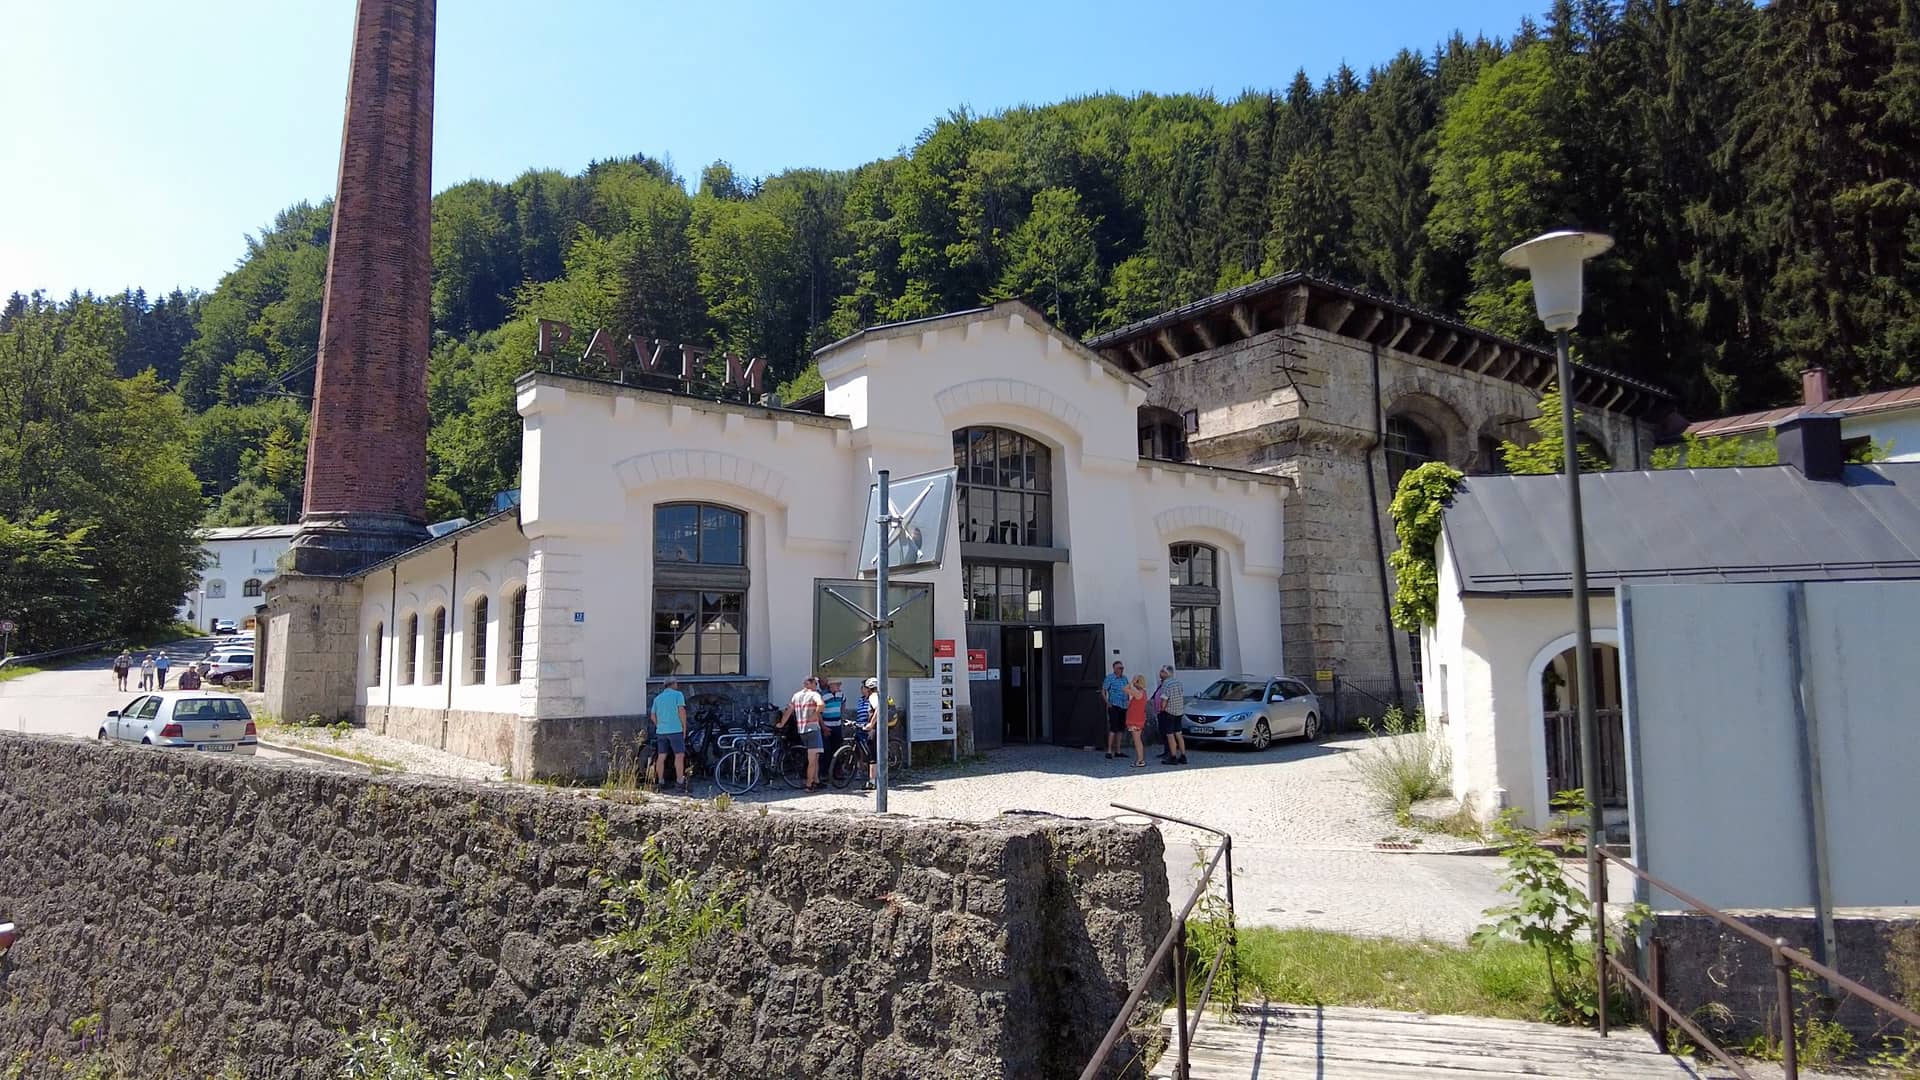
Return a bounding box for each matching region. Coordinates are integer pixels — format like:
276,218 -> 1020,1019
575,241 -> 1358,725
1144,324 -> 1655,717
0,735 -> 1169,1079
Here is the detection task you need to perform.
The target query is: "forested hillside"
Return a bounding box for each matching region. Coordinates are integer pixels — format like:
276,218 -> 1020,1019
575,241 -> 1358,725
3,1 -> 1917,634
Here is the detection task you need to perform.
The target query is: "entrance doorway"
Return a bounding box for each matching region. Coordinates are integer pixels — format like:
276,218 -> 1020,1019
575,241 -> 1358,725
1001,625 -> 1045,744
1047,623 -> 1107,748
1542,642 -> 1627,807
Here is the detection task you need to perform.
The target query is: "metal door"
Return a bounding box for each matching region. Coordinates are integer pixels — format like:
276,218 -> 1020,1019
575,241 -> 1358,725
1047,624 -> 1106,748
966,623 -> 1002,751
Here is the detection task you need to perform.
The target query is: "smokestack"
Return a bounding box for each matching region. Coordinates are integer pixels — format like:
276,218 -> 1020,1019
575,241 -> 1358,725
1776,414 -> 1845,482
1802,367 -> 1831,406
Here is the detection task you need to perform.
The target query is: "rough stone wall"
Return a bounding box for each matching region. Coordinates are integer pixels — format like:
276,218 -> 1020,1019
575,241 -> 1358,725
1143,324 -> 1656,716
0,734 -> 1167,1079
1642,911 -> 1920,1046
261,573 -> 366,726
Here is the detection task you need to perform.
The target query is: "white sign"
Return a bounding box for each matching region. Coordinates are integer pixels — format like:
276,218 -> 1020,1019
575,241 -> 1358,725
908,675 -> 952,742
1062,654 -> 1083,665
967,668 -> 1001,681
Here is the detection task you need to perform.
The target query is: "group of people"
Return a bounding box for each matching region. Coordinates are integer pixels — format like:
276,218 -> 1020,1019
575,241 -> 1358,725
112,650 -> 210,692
645,672 -> 884,794
1101,660 -> 1190,768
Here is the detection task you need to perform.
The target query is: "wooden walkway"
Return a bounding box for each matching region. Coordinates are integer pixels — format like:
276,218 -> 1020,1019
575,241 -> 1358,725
1147,1003 -> 1816,1079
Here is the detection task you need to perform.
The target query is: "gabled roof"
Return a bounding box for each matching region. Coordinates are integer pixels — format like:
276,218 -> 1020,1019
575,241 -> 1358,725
815,299 -> 1151,391
1443,463 -> 1920,595
1084,271 -> 1673,418
1685,384 -> 1920,439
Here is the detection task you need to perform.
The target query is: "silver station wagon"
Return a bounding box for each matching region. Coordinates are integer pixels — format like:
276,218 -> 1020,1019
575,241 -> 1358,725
1181,675 -> 1322,750
99,691 -> 259,756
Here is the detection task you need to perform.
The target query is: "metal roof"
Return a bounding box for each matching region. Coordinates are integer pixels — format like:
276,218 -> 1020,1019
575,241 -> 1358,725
199,524 -> 302,541
1442,463 -> 1920,595
1684,384 -> 1920,439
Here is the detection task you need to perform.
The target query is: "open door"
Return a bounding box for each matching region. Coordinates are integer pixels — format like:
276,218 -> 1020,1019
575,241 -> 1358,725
1047,623 -> 1106,748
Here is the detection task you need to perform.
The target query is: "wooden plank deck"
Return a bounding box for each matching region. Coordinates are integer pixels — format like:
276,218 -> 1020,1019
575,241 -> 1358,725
1147,1003 -> 1830,1079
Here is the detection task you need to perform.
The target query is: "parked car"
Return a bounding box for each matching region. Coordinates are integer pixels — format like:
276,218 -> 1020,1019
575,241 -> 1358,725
99,691 -> 258,755
198,648 -> 254,686
1181,675 -> 1321,750
210,619 -> 239,635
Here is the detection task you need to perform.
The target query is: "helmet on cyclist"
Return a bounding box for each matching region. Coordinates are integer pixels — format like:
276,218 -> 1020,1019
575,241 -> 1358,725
862,677 -> 878,690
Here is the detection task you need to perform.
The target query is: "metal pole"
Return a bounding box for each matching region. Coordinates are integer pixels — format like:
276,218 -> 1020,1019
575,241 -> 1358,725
1785,583 -> 1839,980
1774,941 -> 1799,1079
1555,328 -> 1607,1034
874,469 -> 891,814
1174,916 -> 1191,1079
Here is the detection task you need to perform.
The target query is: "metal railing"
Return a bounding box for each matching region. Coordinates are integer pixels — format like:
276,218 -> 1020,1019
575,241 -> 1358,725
1592,847 -> 1920,1079
1078,804 -> 1235,1080
0,639 -> 121,671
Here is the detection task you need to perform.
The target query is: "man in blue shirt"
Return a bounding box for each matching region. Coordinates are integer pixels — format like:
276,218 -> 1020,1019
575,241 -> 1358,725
1101,660 -> 1130,760
651,675 -> 688,792
154,653 -> 171,689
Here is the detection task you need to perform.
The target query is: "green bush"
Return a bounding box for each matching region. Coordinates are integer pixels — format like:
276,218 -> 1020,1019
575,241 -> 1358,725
1349,706 -> 1451,815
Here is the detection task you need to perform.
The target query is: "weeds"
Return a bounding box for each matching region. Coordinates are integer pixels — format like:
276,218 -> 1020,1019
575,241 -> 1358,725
1742,969 -> 1856,1068
1350,706 -> 1450,816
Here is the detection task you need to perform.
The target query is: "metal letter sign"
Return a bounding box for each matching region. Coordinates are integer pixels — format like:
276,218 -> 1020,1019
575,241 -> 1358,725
857,468 -> 956,574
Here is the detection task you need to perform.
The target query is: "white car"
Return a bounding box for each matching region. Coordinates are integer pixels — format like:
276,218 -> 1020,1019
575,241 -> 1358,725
198,648 -> 255,684
100,690 -> 259,755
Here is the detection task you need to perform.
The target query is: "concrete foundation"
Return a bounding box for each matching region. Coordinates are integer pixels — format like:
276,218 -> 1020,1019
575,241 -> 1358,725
363,703 -> 516,767
261,572 -> 365,725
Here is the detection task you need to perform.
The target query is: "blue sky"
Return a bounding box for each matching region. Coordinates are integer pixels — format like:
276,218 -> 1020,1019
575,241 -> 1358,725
0,0 -> 1548,299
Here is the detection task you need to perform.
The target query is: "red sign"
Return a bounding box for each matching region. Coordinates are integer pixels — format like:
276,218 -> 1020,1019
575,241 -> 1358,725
934,639 -> 956,659
967,649 -> 988,673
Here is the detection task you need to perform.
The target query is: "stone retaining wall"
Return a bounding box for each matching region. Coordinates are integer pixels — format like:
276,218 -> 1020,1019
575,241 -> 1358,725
0,734 -> 1169,1078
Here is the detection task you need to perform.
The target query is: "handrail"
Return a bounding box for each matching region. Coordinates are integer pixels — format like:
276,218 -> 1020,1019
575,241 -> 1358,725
0,638 -> 120,670
1078,804 -> 1236,1080
1591,846 -> 1920,1079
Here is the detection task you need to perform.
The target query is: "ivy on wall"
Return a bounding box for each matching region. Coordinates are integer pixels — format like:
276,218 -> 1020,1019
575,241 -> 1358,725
1388,462 -> 1466,632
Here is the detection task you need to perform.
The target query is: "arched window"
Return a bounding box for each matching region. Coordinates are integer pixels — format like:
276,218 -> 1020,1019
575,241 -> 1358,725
206,579 -> 227,599
428,607 -> 447,685
402,614 -> 418,684
1384,415 -> 1439,491
652,504 -> 747,677
368,622 -> 384,687
952,427 -> 1052,546
1169,543 -> 1221,670
508,587 -> 527,684
1542,642 -> 1625,806
242,578 -> 264,598
468,596 -> 489,685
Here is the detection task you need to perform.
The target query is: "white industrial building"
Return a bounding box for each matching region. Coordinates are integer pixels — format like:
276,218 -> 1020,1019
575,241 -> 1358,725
177,524 -> 299,632
322,302 -> 1290,777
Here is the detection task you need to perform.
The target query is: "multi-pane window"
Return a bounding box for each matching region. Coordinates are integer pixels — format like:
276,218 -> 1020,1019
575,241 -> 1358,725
369,623 -> 383,687
402,614 -> 418,684
508,588 -> 526,684
652,503 -> 747,676
953,427 -> 1052,546
469,597 -> 488,685
1385,415 -> 1438,491
962,563 -> 1051,623
1169,542 -> 1221,670
206,580 -> 227,599
428,607 -> 447,685
243,578 -> 264,598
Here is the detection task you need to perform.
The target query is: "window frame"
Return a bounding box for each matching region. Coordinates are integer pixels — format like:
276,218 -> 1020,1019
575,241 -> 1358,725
1168,542 -> 1222,670
402,614 -> 418,684
1385,415 -> 1439,491
428,607 -> 447,685
242,578 -> 264,598
651,503 -> 750,677
952,427 -> 1054,547
508,587 -> 526,684
468,596 -> 488,686
369,622 -> 383,688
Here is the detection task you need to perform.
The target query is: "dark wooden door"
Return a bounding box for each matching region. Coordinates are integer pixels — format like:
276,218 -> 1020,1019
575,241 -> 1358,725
966,623 -> 1002,751
1047,624 -> 1106,748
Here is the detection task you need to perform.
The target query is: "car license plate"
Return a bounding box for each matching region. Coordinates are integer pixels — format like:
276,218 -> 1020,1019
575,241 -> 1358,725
197,744 -> 234,753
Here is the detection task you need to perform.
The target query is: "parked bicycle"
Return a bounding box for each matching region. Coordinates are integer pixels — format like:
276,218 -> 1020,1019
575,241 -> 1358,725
828,705 -> 907,790
711,706 -> 807,795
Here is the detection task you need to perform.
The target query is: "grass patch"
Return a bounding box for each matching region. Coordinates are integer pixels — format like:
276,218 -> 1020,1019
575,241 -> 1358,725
255,718 -> 403,772
1232,927 -> 1554,1021
1349,707 -> 1451,816
0,663 -> 49,685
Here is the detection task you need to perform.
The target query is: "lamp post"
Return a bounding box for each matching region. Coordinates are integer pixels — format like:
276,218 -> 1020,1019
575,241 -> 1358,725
1499,228 -> 1613,1035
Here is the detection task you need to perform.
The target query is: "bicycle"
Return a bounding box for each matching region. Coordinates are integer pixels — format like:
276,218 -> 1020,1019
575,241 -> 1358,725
829,706 -> 908,789
712,706 -> 810,795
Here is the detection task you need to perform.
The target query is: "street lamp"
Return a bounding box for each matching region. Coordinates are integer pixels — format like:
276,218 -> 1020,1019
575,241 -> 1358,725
1500,228 -> 1613,1035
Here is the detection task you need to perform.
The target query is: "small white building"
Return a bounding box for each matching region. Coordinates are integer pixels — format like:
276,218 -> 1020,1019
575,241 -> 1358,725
1423,416 -> 1920,828
1686,367 -> 1920,462
177,524 -> 299,631
323,302 -> 1291,777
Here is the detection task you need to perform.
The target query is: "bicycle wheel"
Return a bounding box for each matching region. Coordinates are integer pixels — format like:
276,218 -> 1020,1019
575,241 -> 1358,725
779,743 -> 811,789
828,744 -> 860,789
713,749 -> 759,796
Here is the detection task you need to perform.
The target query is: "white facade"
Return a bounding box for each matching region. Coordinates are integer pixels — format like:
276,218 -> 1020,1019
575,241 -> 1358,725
1844,406 -> 1920,461
1422,531 -> 1617,828
177,525 -> 298,631
348,303 -> 1290,774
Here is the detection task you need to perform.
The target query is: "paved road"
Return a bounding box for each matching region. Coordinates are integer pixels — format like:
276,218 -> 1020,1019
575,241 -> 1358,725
0,643 -> 305,765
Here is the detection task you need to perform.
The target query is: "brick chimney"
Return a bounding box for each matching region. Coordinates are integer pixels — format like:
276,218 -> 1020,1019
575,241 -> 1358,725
286,0 -> 436,575
1802,367 -> 1831,406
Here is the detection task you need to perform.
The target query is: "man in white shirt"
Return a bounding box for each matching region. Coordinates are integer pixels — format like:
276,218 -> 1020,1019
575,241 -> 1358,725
780,675 -> 827,790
